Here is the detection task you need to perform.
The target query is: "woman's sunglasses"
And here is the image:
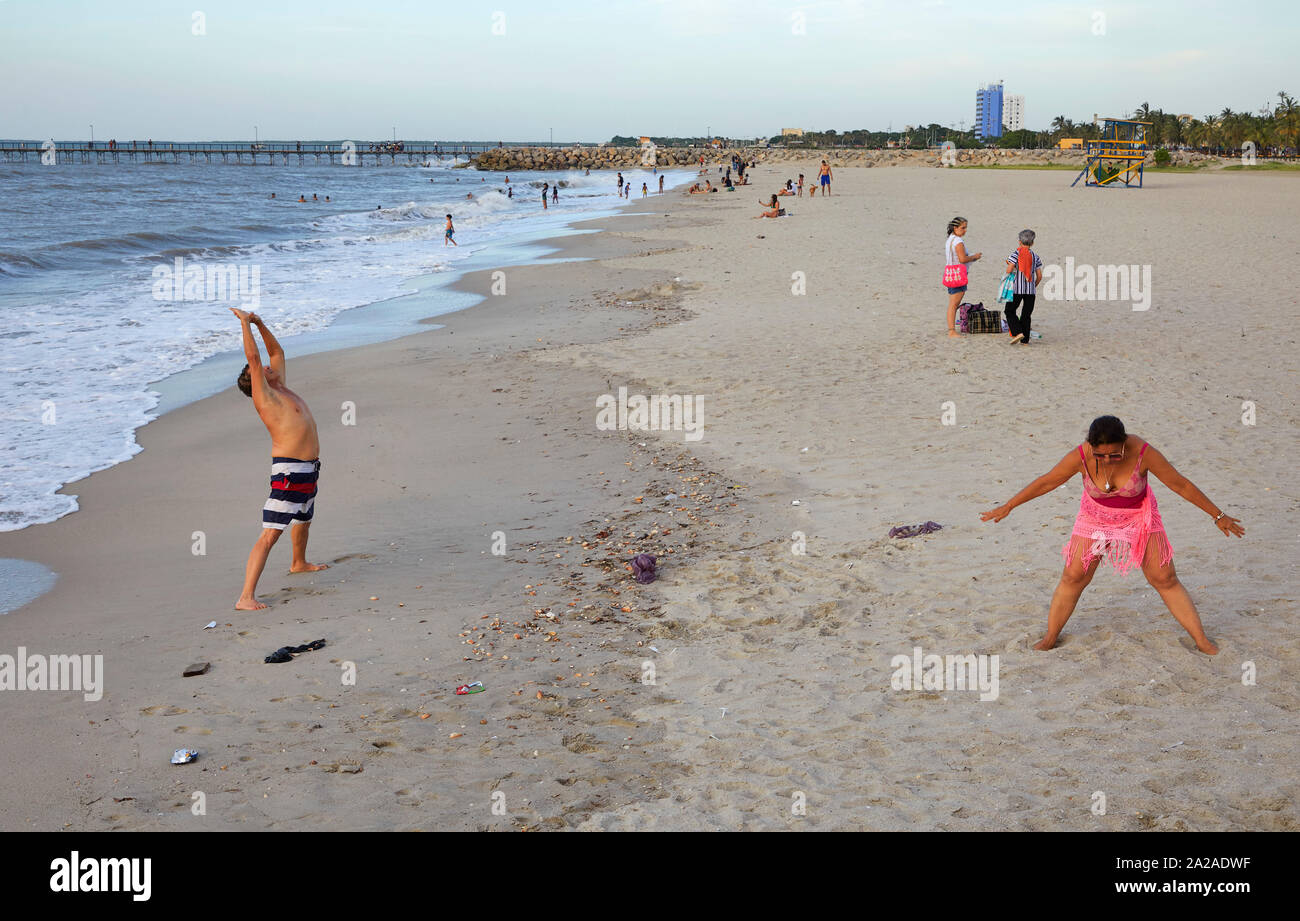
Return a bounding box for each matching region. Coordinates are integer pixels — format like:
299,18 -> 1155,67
1094,450 -> 1125,461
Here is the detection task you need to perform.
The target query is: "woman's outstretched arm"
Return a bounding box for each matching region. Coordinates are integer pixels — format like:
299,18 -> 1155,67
981,449 -> 1079,523
1144,446 -> 1245,537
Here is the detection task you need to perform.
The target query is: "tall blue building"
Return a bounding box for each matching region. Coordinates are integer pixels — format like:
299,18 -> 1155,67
975,81 -> 1004,140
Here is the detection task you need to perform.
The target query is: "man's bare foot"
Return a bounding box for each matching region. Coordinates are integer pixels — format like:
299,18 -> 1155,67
235,597 -> 269,611
1195,638 -> 1219,655
1033,635 -> 1059,650
290,562 -> 330,573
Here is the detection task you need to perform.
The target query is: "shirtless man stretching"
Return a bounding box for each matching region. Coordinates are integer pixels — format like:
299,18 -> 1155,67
231,308 -> 328,610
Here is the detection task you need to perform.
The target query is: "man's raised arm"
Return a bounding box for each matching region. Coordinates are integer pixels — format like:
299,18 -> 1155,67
251,313 -> 286,382
231,307 -> 271,402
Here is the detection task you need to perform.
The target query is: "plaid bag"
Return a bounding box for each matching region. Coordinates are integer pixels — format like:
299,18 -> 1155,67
965,305 -> 1003,334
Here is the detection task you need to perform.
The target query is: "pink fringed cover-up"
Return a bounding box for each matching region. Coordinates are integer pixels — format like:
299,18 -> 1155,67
1062,443 -> 1173,574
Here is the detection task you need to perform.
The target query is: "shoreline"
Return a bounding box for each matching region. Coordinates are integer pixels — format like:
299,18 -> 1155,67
0,170 -> 693,549
2,161 -> 1295,831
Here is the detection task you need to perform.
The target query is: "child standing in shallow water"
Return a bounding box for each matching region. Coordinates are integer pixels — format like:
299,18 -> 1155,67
1003,229 -> 1043,344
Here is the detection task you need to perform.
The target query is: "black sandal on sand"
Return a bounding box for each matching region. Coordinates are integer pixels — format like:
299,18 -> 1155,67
264,638 -> 327,664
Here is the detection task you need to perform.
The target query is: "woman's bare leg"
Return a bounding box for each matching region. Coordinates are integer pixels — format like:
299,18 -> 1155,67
946,291 -> 963,337
1037,537 -> 1100,649
1141,535 -> 1217,654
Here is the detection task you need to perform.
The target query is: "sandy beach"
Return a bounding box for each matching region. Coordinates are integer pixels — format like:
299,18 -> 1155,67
2,163 -> 1297,831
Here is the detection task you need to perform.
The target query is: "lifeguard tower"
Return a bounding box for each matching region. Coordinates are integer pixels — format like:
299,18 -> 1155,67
1071,118 -> 1150,188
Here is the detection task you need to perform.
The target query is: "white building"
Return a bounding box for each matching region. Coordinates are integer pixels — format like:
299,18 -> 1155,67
1003,95 -> 1025,132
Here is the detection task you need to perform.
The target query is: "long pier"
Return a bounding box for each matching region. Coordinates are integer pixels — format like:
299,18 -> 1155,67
0,141 -> 504,166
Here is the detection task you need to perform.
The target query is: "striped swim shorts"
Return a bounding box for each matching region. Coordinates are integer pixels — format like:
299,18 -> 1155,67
262,457 -> 320,530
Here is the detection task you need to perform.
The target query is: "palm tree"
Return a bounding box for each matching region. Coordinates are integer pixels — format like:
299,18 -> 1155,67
1275,91 -> 1299,152
1203,114 -> 1220,152
1218,108 -> 1244,152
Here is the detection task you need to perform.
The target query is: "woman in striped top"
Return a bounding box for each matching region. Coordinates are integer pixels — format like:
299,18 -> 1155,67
1003,229 -> 1043,344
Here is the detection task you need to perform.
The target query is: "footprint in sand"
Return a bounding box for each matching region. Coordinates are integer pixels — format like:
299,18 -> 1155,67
140,705 -> 187,716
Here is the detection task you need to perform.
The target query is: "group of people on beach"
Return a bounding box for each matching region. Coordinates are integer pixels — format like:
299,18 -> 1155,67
937,211 -> 1243,652
615,172 -> 664,198
754,160 -> 833,218
944,216 -> 1039,342
226,158 -> 1246,658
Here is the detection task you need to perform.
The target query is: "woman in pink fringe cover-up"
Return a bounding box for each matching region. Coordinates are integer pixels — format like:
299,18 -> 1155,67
981,415 -> 1245,654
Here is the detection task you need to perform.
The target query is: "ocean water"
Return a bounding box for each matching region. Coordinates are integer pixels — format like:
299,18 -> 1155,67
0,154 -> 685,532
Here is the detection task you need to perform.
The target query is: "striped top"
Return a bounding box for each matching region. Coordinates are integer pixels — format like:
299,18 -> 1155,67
1005,249 -> 1043,295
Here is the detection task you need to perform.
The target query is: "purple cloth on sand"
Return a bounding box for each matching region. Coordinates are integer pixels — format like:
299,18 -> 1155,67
631,554 -> 657,584
888,521 -> 943,539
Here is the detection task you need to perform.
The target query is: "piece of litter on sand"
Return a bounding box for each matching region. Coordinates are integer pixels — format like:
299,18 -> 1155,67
171,749 -> 198,765
709,734 -> 720,741
631,553 -> 657,584
1162,741 -> 1185,752
182,662 -> 210,678
456,682 -> 485,695
888,521 -> 943,539
649,646 -> 660,653
791,500 -> 801,506
203,621 -> 217,630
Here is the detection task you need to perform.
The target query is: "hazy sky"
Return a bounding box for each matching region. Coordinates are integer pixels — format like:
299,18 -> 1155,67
1,0 -> 1293,141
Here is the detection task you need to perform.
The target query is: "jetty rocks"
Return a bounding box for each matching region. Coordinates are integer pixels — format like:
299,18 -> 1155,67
472,145 -> 1220,172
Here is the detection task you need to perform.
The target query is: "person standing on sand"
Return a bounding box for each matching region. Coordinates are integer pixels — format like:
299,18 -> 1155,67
659,174 -> 665,194
818,160 -> 832,195
981,415 -> 1243,654
944,216 -> 981,337
1003,229 -> 1041,343
230,308 -> 328,611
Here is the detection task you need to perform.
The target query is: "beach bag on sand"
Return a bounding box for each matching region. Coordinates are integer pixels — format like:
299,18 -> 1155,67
943,262 -> 968,287
965,305 -> 1003,334
957,301 -> 983,333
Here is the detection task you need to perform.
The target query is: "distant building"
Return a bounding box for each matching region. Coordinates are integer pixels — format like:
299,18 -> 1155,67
975,81 -> 1004,140
1058,138 -> 1084,150
639,136 -> 652,145
1003,94 -> 1025,132
781,128 -> 805,138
